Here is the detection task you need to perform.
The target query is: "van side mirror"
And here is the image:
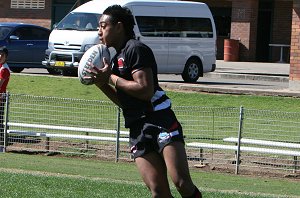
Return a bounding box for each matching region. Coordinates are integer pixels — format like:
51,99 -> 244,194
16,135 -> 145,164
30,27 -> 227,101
52,23 -> 58,29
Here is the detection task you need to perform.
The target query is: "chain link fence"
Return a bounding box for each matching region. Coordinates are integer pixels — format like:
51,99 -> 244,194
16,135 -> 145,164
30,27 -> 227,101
1,93 -> 300,175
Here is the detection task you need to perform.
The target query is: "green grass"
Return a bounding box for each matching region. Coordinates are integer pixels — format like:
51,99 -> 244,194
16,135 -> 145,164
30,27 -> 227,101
0,153 -> 299,198
8,74 -> 300,112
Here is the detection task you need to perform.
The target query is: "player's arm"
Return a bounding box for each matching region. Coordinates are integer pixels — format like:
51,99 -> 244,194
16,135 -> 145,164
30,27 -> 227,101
110,67 -> 154,101
96,82 -> 121,107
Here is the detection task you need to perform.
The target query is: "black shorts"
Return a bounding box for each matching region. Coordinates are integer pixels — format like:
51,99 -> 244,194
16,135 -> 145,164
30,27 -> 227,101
129,109 -> 184,159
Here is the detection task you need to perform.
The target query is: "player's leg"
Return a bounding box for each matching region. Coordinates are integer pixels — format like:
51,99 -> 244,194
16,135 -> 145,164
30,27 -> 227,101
135,152 -> 173,198
0,102 -> 4,146
163,141 -> 202,198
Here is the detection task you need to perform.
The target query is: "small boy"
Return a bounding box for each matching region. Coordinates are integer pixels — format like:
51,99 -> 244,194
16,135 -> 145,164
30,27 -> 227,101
0,46 -> 10,93
0,46 -> 10,150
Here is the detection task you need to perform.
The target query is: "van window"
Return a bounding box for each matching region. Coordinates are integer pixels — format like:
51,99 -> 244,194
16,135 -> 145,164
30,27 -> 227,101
56,12 -> 100,31
136,16 -> 213,38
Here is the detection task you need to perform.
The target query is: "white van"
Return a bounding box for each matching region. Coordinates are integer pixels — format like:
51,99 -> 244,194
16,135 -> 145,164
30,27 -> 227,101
42,0 -> 216,82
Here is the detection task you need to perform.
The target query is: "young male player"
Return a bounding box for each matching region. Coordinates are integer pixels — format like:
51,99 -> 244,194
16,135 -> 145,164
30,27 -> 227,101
87,5 -> 202,197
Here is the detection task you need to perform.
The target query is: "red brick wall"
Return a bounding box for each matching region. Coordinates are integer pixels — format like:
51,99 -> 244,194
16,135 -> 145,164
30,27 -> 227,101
230,0 -> 258,61
290,1 -> 300,84
0,0 -> 52,29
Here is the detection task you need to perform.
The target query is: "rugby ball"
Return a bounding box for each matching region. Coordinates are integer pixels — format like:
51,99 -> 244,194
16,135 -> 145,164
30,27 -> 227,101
78,44 -> 110,85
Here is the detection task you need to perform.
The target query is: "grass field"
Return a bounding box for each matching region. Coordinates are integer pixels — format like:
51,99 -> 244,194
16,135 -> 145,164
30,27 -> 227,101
8,74 -> 300,112
1,74 -> 300,197
0,153 -> 300,198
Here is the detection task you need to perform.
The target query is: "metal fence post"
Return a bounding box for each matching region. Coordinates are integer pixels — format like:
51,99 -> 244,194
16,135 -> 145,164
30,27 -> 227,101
115,107 -> 121,162
3,92 -> 10,153
235,106 -> 244,174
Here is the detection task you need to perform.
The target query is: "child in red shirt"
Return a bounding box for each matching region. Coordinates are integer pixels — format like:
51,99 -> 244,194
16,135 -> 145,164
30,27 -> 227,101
0,47 -> 10,93
0,46 -> 10,150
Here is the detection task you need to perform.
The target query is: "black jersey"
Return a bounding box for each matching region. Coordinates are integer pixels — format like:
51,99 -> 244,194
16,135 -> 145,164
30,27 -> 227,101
111,39 -> 172,128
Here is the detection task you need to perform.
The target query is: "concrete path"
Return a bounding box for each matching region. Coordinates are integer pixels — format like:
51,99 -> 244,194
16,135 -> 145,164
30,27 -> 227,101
159,60 -> 300,97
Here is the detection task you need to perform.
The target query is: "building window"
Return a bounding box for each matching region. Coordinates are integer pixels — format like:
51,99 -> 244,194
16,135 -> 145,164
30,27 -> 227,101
11,0 -> 45,9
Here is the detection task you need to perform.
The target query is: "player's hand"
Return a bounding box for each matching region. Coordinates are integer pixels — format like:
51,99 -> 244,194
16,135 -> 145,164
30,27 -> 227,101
84,57 -> 111,87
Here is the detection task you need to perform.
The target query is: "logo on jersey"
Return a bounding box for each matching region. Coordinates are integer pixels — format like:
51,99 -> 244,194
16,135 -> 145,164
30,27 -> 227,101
117,58 -> 125,69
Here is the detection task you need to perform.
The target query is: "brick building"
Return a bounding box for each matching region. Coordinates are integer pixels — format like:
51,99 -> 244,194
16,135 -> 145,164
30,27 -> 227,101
1,0 -> 300,90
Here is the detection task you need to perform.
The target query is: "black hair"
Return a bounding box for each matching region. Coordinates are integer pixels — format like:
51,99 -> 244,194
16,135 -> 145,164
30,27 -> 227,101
103,5 -> 135,39
0,47 -> 8,56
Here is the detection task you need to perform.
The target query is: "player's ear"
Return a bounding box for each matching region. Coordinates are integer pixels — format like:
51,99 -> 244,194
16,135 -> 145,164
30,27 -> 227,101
116,22 -> 124,33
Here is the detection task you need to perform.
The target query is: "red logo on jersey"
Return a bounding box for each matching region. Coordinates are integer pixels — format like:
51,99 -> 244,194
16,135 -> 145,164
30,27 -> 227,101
117,58 -> 124,69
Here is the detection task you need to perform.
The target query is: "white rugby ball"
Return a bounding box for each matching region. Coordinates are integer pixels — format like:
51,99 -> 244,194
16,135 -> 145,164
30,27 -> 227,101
78,44 -> 110,85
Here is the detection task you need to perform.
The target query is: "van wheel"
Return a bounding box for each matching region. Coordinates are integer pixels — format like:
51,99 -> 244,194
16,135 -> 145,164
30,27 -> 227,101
10,67 -> 24,73
181,58 -> 202,83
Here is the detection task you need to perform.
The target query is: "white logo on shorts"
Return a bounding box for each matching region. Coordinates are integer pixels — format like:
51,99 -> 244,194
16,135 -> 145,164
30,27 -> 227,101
158,132 -> 171,143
